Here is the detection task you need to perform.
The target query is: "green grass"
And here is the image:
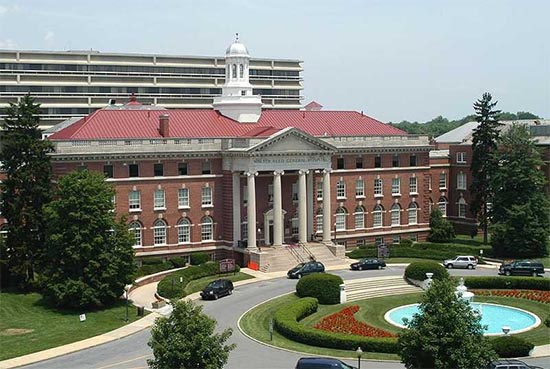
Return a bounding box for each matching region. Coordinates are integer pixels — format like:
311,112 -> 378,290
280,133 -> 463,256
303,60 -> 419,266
0,292 -> 147,360
183,272 -> 254,295
240,292 -> 550,359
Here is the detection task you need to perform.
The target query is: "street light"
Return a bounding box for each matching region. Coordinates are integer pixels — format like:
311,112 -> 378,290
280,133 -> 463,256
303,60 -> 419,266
356,346 -> 363,369
124,285 -> 130,323
334,222 -> 337,245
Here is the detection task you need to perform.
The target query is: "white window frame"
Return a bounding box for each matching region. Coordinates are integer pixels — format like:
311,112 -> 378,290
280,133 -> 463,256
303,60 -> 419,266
335,208 -> 346,231
409,177 -> 418,194
267,184 -> 274,203
392,178 -> 400,195
178,188 -> 190,208
316,209 -> 323,233
355,179 -> 365,197
408,203 -> 418,225
374,178 -> 383,196
291,217 -> 299,235
457,172 -> 467,190
438,197 -> 448,217
292,183 -> 298,201
439,173 -> 447,189
201,186 -> 213,207
354,206 -> 365,229
316,181 -> 323,200
336,181 -> 346,199
458,198 -> 467,218
128,221 -> 142,247
153,219 -> 167,245
391,203 -> 401,226
456,152 -> 466,163
154,189 -> 165,210
177,218 -> 191,244
129,190 -> 141,211
373,205 -> 383,227
201,216 -> 213,241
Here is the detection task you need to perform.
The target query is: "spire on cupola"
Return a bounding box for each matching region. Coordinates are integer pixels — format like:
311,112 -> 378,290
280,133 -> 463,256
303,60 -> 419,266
213,34 -> 263,123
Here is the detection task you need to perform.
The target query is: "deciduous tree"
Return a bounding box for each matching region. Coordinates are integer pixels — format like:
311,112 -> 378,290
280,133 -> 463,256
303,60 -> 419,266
427,208 -> 455,243
148,299 -> 235,369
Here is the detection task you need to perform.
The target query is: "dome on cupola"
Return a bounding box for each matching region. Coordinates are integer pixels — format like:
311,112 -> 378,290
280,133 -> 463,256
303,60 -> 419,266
225,33 -> 249,57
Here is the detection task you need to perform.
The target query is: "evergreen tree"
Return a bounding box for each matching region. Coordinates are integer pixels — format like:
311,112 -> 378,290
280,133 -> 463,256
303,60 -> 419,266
398,278 -> 496,369
490,124 -> 550,257
148,300 -> 235,369
470,92 -> 502,244
40,170 -> 136,309
0,95 -> 53,289
427,208 -> 455,243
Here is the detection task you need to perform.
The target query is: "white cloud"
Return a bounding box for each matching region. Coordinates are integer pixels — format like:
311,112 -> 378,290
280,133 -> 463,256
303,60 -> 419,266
44,30 -> 54,43
0,5 -> 8,15
0,38 -> 17,48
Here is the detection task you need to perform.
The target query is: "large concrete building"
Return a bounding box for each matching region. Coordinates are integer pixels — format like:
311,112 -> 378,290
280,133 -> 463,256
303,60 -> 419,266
0,43 -> 303,129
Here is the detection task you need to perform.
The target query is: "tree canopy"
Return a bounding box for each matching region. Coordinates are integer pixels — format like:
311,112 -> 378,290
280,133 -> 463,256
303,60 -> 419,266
427,208 -> 455,243
490,124 -> 550,257
148,299 -> 235,369
398,278 -> 496,369
40,170 -> 135,309
0,94 -> 53,289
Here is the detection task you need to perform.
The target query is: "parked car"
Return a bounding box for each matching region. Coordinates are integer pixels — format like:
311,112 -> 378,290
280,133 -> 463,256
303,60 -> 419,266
350,258 -> 386,271
488,358 -> 544,369
287,261 -> 325,279
499,260 -> 545,277
200,279 -> 233,300
443,255 -> 478,269
295,357 -> 357,369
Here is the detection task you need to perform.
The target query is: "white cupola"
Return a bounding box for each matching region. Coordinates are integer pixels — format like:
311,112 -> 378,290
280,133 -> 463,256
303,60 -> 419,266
213,34 -> 262,123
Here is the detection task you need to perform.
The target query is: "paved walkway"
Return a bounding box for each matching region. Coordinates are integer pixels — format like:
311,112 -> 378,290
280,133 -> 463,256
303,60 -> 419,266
1,262 -> 548,368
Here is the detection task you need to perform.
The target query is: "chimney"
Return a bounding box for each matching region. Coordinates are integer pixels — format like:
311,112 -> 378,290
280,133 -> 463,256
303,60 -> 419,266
159,114 -> 170,137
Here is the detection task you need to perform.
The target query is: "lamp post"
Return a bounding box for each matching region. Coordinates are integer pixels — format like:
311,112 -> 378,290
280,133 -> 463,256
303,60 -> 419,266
333,222 -> 337,245
356,346 -> 363,369
124,285 -> 130,323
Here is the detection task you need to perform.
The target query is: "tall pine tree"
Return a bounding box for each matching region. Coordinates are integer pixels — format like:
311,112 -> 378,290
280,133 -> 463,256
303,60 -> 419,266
490,124 -> 550,257
0,95 -> 53,289
470,93 -> 502,244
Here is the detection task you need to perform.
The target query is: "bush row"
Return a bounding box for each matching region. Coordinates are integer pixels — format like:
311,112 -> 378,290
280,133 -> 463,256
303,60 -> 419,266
296,273 -> 343,305
490,336 -> 534,357
134,256 -> 187,278
157,261 -> 240,300
461,276 -> 550,291
273,297 -> 398,354
404,261 -> 449,281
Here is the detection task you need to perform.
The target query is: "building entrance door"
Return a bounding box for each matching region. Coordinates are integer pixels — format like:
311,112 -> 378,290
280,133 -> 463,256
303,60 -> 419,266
268,222 -> 274,245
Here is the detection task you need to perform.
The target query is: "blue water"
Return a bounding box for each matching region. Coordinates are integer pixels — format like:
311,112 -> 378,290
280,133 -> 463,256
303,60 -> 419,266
387,303 -> 538,335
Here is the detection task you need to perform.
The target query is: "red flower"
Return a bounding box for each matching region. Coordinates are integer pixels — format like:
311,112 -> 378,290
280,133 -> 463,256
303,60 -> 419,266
470,289 -> 550,304
314,305 -> 396,338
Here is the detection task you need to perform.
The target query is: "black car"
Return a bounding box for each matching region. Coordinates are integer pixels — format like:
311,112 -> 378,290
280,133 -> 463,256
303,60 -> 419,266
200,279 -> 234,300
287,261 -> 325,279
350,258 -> 386,271
295,357 -> 357,369
499,260 -> 545,277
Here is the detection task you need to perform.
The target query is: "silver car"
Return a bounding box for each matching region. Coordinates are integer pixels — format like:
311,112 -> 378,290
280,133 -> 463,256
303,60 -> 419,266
443,255 -> 478,269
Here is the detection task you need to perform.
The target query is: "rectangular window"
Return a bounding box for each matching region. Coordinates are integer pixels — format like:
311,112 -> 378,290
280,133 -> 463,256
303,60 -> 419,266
268,184 -> 274,203
354,211 -> 364,229
129,164 -> 139,177
243,186 -> 248,206
291,218 -> 299,235
316,215 -> 323,233
439,173 -> 447,189
128,190 -> 141,210
375,155 -> 381,168
409,154 -> 417,166
355,179 -> 365,197
154,163 -> 164,177
202,161 -> 211,175
336,181 -> 346,198
428,175 -> 432,191
356,239 -> 365,247
374,178 -> 383,196
202,186 -> 213,206
375,236 -> 383,246
154,189 -> 165,209
392,234 -> 401,244
356,156 -> 363,169
178,162 -> 188,176
457,172 -> 467,190
458,202 -> 467,218
337,157 -> 345,169
392,178 -> 400,195
178,188 -> 189,208
103,164 -> 113,178
456,152 -> 466,163
392,154 -> 400,167
316,181 -> 323,200
201,222 -> 213,241
410,234 -> 418,242
409,177 -> 418,193
292,183 -> 298,201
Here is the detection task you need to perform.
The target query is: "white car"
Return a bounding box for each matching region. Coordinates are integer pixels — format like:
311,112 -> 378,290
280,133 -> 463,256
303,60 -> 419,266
443,255 -> 478,269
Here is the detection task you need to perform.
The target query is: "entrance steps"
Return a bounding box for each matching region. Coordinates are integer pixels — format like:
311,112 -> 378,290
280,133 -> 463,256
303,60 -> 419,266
344,276 -> 422,302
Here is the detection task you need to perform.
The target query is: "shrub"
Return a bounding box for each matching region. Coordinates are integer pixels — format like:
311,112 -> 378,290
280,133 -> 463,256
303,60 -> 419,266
142,257 -> 165,266
157,261 -> 220,299
405,261 -> 449,281
296,273 -> 343,305
273,297 -> 398,353
169,257 -> 187,268
400,238 -> 413,247
346,248 -> 376,259
462,276 -> 550,291
427,208 -> 455,243
190,252 -> 210,265
490,336 -> 534,357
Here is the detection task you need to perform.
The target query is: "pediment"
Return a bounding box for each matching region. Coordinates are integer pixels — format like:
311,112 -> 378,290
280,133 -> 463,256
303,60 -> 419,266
249,128 -> 336,153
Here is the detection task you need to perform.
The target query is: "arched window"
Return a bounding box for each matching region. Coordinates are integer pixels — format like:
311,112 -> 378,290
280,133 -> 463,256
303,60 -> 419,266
335,207 -> 347,231
373,204 -> 383,227
239,64 -> 244,78
201,216 -> 213,241
354,206 -> 365,229
438,196 -> 448,217
391,203 -> 401,226
128,221 -> 142,246
458,197 -> 467,218
316,208 -> 323,233
232,64 -> 237,78
153,219 -> 167,245
177,218 -> 191,244
408,202 -> 418,225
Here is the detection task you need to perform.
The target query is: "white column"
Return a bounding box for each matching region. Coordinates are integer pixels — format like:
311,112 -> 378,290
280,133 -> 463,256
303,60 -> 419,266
246,171 -> 258,250
273,170 -> 284,246
306,171 -> 314,240
322,169 -> 332,242
298,169 -> 308,243
232,172 -> 241,247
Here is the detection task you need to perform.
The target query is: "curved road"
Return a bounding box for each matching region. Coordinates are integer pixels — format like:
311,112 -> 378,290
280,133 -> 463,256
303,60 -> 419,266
22,266 -> 550,369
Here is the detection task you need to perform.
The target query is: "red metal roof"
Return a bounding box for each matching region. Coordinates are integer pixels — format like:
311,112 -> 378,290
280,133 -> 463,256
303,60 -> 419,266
48,109 -> 406,140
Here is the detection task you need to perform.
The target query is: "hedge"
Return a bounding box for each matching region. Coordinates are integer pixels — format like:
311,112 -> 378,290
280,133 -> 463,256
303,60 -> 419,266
190,252 -> 210,265
135,257 -> 188,278
461,276 -> 550,291
490,336 -> 534,357
296,273 -> 343,305
157,261 -> 240,299
273,297 -> 398,353
404,261 -> 449,281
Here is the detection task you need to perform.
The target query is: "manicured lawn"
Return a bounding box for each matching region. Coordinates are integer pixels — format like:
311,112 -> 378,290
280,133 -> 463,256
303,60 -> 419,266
0,292 -> 146,361
183,272 -> 254,296
239,292 -> 550,359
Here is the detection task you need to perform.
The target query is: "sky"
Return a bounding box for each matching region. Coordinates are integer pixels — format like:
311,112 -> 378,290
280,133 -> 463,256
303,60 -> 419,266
0,0 -> 548,122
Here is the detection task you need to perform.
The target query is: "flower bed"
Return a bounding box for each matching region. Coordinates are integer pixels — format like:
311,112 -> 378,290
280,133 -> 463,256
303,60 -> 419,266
472,289 -> 550,304
314,305 -> 396,338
